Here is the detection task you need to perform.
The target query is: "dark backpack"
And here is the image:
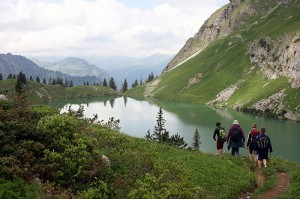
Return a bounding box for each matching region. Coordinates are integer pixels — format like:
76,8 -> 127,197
257,136 -> 269,149
230,127 -> 241,141
250,131 -> 260,146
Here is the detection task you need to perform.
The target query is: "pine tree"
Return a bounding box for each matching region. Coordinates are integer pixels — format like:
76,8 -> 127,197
192,128 -> 201,150
7,73 -> 13,79
145,107 -> 187,149
36,76 -> 40,83
154,107 -> 166,142
108,77 -> 117,90
121,79 -> 128,92
131,79 -> 138,88
15,72 -> 25,93
103,79 -> 108,86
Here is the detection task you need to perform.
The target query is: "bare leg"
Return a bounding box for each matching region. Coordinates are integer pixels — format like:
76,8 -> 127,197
254,154 -> 258,167
248,148 -> 253,161
263,159 -> 267,167
218,149 -> 223,155
258,160 -> 262,169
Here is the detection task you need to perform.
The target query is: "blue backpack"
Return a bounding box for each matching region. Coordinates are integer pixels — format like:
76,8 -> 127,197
257,136 -> 269,149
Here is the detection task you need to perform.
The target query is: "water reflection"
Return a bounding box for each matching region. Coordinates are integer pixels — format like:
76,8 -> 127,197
50,96 -> 300,163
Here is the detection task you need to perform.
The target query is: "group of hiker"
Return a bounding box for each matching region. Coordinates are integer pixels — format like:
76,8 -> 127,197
213,120 -> 273,168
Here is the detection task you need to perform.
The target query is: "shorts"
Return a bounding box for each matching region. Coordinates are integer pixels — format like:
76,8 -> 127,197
248,145 -> 254,154
217,139 -> 224,150
258,153 -> 269,160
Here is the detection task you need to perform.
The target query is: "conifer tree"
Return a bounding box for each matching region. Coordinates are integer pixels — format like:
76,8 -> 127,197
103,79 -> 108,86
36,76 -> 40,83
131,79 -> 138,88
192,128 -> 201,150
0,73 -> 3,80
121,79 -> 128,92
108,77 -> 117,90
146,107 -> 187,149
7,73 -> 13,79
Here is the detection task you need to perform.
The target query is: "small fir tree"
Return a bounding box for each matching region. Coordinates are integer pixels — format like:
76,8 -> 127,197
146,107 -> 187,148
121,79 -> 128,92
36,76 -> 40,83
192,128 -> 201,150
103,79 -> 108,86
108,77 -> 117,90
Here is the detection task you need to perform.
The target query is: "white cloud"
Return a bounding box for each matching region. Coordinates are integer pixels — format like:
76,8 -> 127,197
0,0 -> 228,58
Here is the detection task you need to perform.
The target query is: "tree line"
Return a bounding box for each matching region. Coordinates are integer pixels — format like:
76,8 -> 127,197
1,71 -> 157,93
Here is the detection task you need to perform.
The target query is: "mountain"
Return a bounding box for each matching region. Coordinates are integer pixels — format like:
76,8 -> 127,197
32,57 -> 110,81
128,0 -> 300,121
87,53 -> 174,88
0,53 -> 103,85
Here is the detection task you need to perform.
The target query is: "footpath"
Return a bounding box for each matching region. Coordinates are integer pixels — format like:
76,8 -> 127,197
240,169 -> 289,199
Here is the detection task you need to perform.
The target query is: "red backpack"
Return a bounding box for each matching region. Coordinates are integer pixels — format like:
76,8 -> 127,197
250,129 -> 260,146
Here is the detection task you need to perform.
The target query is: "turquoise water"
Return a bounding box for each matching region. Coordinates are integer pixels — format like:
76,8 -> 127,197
51,96 -> 300,163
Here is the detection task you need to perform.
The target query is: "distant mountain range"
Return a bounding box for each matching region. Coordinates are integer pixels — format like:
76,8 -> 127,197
0,53 -> 104,85
32,53 -> 174,88
0,53 -> 173,89
87,53 -> 173,87
31,57 -> 110,81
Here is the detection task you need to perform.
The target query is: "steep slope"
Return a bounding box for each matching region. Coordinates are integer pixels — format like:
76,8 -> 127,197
138,0 -> 300,121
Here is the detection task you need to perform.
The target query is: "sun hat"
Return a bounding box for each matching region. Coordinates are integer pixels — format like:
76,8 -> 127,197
233,120 -> 239,125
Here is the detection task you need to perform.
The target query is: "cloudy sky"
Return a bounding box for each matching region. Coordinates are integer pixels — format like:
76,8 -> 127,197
0,0 -> 228,59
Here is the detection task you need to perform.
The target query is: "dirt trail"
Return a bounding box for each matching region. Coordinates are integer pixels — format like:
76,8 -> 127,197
259,172 -> 289,199
240,171 -> 289,199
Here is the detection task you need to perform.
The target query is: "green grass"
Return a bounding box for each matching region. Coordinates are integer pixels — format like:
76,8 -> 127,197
88,124 -> 257,198
133,0 -> 300,118
0,80 -> 119,103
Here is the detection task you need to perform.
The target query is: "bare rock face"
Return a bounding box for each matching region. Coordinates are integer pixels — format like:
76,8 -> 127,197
250,36 -> 300,88
163,0 -> 256,73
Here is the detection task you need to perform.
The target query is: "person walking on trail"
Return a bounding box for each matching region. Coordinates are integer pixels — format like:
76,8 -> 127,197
226,120 -> 245,156
246,123 -> 260,164
254,127 -> 273,168
213,122 -> 226,155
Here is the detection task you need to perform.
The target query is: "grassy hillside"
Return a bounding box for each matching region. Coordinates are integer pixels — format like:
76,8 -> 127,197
126,0 -> 300,120
1,96 -> 299,198
0,79 -> 118,103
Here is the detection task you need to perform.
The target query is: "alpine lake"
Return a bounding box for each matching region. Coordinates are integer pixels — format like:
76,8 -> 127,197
49,96 -> 300,163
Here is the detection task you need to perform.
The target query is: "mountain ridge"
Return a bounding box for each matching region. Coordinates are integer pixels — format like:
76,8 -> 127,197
128,0 -> 300,121
0,53 -> 104,86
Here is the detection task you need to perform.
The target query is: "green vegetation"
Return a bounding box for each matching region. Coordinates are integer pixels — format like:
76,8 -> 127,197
0,79 -> 118,103
146,107 -> 188,149
1,92 -> 299,198
127,0 -> 300,120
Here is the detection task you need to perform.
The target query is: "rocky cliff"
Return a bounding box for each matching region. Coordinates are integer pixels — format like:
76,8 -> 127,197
163,0 -> 259,73
144,0 -> 300,121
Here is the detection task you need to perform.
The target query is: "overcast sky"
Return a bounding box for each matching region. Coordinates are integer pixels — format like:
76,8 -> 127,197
0,0 -> 228,58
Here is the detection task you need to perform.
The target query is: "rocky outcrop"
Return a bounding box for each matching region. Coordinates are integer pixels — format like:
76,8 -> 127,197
250,36 -> 300,88
163,0 -> 257,73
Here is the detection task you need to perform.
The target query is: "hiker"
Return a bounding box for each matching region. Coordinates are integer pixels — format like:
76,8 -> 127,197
246,123 -> 260,164
254,128 -> 273,168
226,120 -> 245,156
213,122 -> 226,155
